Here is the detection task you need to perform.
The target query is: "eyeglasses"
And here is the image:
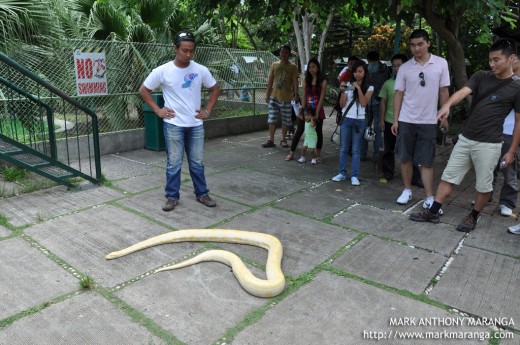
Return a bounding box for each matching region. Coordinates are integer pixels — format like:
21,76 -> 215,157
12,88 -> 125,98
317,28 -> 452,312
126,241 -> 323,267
419,72 -> 425,87
174,31 -> 195,44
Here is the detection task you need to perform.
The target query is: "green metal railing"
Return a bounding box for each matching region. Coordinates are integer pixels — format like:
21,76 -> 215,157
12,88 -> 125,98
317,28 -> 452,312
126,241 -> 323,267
0,51 -> 101,184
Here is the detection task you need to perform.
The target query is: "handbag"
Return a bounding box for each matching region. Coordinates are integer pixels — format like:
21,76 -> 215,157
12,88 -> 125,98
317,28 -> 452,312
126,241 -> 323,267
452,77 -> 514,145
330,125 -> 340,144
364,126 -> 375,141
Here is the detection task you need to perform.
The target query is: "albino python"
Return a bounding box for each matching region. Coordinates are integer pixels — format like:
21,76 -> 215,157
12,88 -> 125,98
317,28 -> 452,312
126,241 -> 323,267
105,229 -> 285,298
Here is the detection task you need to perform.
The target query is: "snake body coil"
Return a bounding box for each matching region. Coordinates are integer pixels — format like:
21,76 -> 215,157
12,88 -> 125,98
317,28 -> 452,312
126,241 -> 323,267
105,229 -> 285,298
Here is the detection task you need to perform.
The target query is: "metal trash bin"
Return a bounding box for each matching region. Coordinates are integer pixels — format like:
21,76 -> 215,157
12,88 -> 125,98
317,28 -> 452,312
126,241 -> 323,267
143,93 -> 165,151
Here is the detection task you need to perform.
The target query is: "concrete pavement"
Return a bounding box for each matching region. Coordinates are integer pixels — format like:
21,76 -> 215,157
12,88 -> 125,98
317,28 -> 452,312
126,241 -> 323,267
0,116 -> 519,344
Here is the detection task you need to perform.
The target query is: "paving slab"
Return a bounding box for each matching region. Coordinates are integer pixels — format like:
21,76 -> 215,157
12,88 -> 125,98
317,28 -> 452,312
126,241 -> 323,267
117,186 -> 250,229
205,168 -> 312,206
464,215 -> 520,257
24,204 -> 202,288
0,224 -> 11,237
99,154 -> 163,180
332,204 -> 464,256
232,271 -> 489,344
115,262 -> 266,345
0,237 -> 79,320
429,246 -> 520,324
0,185 -> 123,227
111,171 -> 165,194
333,236 -> 447,294
317,179 -> 419,211
217,207 -> 357,276
0,292 -> 164,345
202,149 -> 261,173
276,187 -> 355,219
501,334 -> 520,345
249,156 -> 337,183
0,180 -> 21,197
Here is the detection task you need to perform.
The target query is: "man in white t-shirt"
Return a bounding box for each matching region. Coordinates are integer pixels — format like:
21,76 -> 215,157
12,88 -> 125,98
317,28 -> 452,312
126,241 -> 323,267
139,30 -> 220,211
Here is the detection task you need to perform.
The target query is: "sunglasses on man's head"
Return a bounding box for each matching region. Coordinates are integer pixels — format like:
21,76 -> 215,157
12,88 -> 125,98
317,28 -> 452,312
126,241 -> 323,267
419,72 -> 425,87
175,31 -> 195,44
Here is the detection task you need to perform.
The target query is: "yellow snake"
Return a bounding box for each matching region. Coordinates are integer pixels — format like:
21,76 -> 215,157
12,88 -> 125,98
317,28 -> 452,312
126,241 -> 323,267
105,229 -> 285,298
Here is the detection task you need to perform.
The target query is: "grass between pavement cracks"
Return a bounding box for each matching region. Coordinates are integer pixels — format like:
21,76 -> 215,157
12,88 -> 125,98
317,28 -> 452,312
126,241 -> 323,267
1,175 -> 518,345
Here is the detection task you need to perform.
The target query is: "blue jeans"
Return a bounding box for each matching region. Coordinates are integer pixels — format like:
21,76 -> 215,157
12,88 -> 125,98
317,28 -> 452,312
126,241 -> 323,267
338,117 -> 366,178
163,123 -> 208,200
362,101 -> 383,160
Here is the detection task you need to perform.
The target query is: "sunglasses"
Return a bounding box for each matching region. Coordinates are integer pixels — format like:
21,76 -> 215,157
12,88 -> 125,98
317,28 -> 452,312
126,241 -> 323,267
419,72 -> 425,87
174,31 -> 195,44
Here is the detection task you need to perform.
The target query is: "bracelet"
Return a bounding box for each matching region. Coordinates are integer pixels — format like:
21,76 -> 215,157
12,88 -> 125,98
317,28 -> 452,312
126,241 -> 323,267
203,109 -> 211,116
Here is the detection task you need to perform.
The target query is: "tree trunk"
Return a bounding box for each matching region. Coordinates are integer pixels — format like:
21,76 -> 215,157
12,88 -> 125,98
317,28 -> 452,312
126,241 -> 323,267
419,0 -> 468,90
293,5 -> 306,70
317,7 -> 335,64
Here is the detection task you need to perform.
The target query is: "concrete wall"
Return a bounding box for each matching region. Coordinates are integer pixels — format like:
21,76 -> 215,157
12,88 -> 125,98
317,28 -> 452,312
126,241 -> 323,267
91,114 -> 269,155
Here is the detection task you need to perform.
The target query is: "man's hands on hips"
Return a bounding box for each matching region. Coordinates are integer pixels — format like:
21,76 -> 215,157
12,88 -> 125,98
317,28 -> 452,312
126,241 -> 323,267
195,109 -> 210,120
156,107 -> 175,119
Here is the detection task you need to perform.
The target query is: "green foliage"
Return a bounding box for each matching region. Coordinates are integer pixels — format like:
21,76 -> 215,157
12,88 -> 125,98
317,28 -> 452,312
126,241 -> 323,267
2,166 -> 27,182
352,24 -> 415,58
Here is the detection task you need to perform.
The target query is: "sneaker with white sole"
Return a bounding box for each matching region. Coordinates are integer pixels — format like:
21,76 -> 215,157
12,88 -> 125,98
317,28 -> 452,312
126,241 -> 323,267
298,157 -> 306,163
351,177 -> 360,186
311,158 -> 317,165
423,196 -> 444,216
507,223 -> 520,234
500,204 -> 513,217
332,174 -> 346,182
397,189 -> 412,205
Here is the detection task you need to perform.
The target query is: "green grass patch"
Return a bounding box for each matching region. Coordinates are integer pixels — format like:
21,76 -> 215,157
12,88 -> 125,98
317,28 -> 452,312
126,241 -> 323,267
79,275 -> 95,289
2,166 -> 27,182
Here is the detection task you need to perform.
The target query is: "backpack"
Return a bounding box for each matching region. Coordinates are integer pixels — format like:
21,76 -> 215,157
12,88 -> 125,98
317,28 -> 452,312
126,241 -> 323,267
368,61 -> 392,100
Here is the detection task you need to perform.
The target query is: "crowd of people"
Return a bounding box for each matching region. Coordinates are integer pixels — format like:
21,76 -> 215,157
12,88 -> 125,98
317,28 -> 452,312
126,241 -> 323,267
138,28 -> 520,236
260,29 -> 520,235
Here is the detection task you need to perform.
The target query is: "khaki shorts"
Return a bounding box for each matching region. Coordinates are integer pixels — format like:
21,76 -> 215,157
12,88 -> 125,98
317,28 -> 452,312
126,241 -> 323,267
441,134 -> 502,192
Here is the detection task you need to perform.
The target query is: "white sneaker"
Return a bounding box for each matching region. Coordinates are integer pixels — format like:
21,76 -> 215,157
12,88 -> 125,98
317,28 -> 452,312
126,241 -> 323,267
508,223 -> 520,234
298,157 -> 306,163
500,204 -> 513,217
332,174 -> 346,182
351,177 -> 360,186
423,196 -> 444,216
397,189 -> 412,205
311,159 -> 317,165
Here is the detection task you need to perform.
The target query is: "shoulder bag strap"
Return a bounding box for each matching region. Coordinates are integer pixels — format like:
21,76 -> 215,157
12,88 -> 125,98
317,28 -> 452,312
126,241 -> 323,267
342,98 -> 356,118
464,77 -> 514,123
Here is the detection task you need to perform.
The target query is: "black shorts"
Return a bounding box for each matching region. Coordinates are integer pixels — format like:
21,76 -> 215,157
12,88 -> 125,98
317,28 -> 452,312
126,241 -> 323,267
395,122 -> 437,167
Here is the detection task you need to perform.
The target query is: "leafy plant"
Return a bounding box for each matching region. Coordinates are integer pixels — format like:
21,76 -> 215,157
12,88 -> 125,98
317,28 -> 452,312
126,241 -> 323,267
2,166 -> 27,182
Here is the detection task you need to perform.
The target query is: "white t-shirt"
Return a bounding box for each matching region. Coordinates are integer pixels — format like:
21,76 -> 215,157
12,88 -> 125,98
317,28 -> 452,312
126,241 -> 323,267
143,61 -> 217,127
503,110 -> 515,135
342,83 -> 374,120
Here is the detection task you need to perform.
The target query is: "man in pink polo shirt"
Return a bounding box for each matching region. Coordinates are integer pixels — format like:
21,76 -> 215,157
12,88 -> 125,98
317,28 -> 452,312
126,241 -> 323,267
392,29 -> 450,210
